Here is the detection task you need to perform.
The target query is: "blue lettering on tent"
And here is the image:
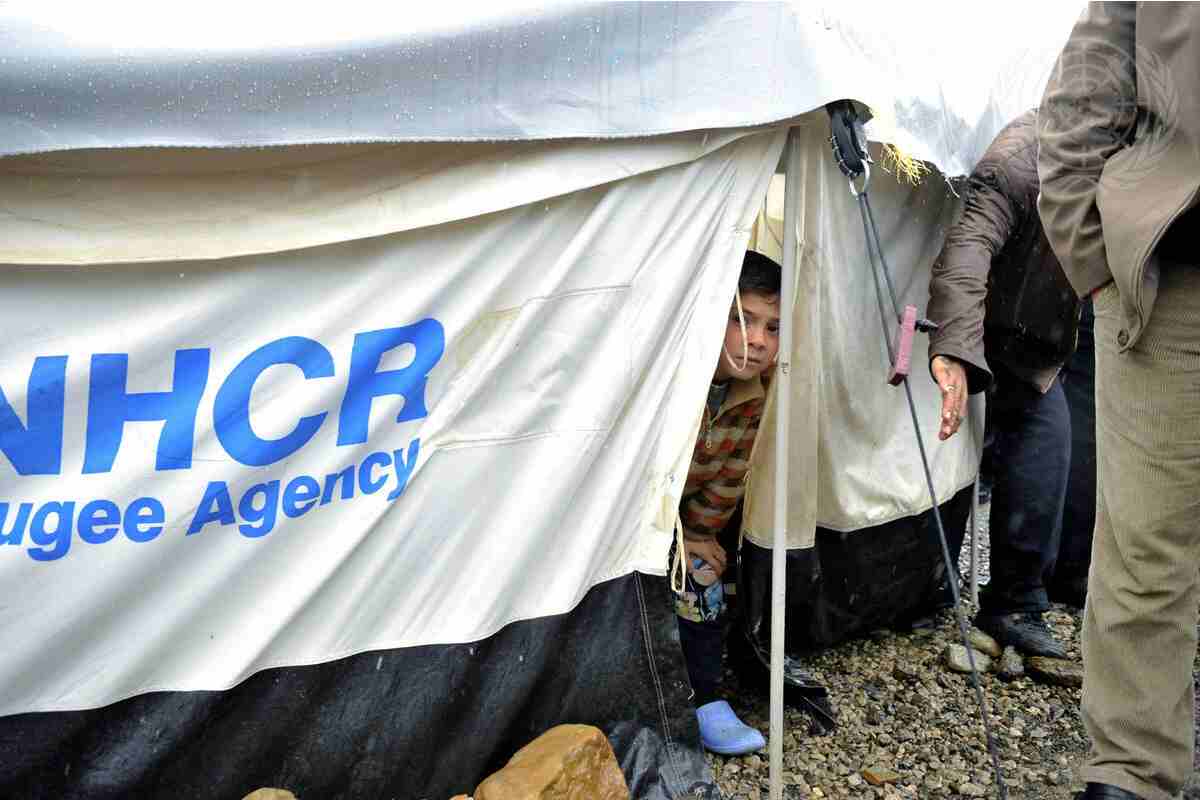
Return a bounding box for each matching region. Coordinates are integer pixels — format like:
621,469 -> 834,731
187,482 -> 237,535
0,356 -> 68,475
7,437 -> 423,561
214,336 -> 335,467
0,502 -> 33,545
28,501 -> 76,561
358,451 -> 391,495
84,349 -> 211,474
387,439 -> 420,501
2,319 -> 442,477
3,320 -> 438,563
282,475 -> 321,518
124,497 -> 165,543
320,465 -> 355,505
185,440 -> 422,539
78,500 -> 121,544
337,319 -> 445,446
238,480 -> 281,538
1,496 -> 168,562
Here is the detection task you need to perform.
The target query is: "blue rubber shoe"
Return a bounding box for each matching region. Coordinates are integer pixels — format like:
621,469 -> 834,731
696,700 -> 766,755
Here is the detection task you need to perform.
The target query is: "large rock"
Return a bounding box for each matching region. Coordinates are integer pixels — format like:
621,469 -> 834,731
968,629 -> 1002,659
862,766 -> 900,786
944,644 -> 992,674
1027,657 -> 1084,688
475,724 -> 629,800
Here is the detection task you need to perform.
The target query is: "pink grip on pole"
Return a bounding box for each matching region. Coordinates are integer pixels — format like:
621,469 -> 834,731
888,305 -> 917,386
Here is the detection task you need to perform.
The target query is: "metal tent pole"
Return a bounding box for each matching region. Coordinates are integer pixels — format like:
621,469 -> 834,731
769,127 -> 801,800
970,476 -> 981,606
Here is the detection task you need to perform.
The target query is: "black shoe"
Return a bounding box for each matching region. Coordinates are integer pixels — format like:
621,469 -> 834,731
1073,782 -> 1144,799
975,612 -> 1068,659
730,627 -> 837,734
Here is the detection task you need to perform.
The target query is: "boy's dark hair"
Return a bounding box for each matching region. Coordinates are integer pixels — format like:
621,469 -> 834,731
738,250 -> 782,297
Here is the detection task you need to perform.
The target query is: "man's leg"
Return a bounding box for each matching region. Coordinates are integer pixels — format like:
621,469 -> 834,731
977,367 -> 1071,655
1081,269 -> 1200,800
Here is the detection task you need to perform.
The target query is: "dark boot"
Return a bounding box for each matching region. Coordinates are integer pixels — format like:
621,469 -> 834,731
732,541 -> 836,733
1073,782 -> 1144,799
975,611 -> 1067,658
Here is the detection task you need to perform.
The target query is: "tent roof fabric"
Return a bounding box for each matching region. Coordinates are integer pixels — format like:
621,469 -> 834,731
1,1 -> 1082,175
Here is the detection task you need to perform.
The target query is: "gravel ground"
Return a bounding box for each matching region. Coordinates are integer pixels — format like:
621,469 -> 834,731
707,502 -> 1200,800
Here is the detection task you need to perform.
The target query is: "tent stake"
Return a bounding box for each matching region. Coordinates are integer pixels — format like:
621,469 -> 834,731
769,126 -> 801,800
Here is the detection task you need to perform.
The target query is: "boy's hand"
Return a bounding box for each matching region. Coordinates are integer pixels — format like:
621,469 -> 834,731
685,537 -> 727,577
931,355 -> 968,440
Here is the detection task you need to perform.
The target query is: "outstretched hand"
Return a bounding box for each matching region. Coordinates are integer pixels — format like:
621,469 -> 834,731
931,355 -> 969,440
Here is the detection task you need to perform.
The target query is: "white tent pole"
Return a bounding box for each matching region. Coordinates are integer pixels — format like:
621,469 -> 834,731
769,126 -> 800,800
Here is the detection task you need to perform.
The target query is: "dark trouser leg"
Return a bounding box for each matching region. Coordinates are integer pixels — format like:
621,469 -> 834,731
677,617 -> 724,707
980,369 -> 1071,615
1051,298 -> 1096,606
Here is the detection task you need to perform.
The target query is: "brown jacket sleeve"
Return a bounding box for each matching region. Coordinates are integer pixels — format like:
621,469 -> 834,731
926,166 -> 1019,395
1037,2 -> 1137,296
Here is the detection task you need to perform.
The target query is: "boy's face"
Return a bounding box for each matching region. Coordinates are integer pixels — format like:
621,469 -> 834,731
713,290 -> 781,382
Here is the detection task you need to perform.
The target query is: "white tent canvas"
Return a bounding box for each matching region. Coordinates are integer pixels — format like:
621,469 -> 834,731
0,3 -> 1084,797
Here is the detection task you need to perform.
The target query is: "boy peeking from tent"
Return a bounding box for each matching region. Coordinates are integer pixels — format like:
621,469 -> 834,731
674,250 -> 780,756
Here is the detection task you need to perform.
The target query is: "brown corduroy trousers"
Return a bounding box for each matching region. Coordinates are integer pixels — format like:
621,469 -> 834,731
1081,263 -> 1200,800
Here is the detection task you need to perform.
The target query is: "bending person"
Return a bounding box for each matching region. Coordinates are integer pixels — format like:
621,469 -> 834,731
926,109 -> 1080,658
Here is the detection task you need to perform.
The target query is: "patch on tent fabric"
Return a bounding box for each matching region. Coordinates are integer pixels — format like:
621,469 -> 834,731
434,288 -> 631,447
451,307 -> 521,375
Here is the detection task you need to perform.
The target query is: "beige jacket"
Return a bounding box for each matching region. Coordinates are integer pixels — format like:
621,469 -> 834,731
1037,1 -> 1200,351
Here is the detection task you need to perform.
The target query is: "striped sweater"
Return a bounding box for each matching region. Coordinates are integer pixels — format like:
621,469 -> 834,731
680,374 -> 766,542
